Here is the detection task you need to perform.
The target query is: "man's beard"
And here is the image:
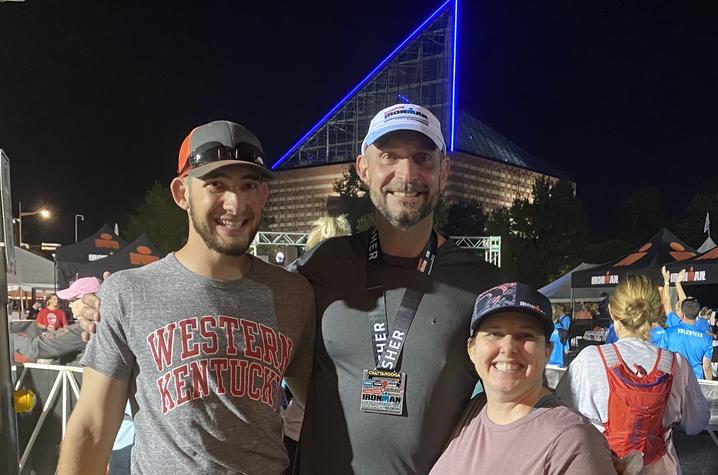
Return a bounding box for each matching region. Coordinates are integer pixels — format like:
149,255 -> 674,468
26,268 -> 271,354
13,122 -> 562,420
370,180 -> 437,229
188,205 -> 258,257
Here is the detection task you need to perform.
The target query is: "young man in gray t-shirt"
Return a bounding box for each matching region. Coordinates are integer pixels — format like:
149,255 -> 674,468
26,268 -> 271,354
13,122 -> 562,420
58,121 -> 315,474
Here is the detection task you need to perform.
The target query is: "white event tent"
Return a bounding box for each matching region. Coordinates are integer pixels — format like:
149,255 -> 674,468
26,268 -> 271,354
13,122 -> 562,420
6,246 -> 55,291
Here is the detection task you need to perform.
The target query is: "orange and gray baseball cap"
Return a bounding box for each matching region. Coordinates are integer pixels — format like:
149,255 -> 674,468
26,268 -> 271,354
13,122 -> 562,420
177,120 -> 275,179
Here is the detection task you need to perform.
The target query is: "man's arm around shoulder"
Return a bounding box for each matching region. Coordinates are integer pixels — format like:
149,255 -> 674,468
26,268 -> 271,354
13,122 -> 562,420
57,368 -> 129,474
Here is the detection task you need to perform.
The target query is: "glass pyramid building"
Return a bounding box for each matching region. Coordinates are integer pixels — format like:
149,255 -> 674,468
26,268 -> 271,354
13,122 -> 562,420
265,0 -> 558,232
272,0 -> 458,170
272,0 -> 553,176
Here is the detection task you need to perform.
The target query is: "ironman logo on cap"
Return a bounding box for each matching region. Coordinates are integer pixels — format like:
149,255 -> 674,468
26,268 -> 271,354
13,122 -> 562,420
382,105 -> 430,126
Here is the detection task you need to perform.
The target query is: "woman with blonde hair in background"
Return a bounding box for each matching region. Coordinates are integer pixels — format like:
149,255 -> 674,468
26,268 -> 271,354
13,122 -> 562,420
305,215 -> 352,249
556,275 -> 709,474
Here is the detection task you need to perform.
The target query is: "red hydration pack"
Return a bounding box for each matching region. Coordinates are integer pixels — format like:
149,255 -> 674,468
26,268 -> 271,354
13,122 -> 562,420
597,343 -> 675,465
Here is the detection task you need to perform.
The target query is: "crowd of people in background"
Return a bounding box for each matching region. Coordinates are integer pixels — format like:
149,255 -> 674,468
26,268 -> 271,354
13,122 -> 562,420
557,275 -> 709,474
548,280 -> 717,377
6,104 -> 714,474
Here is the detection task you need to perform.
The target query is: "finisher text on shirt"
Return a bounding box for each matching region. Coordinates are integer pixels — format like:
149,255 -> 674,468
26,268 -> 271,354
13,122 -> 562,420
146,315 -> 294,414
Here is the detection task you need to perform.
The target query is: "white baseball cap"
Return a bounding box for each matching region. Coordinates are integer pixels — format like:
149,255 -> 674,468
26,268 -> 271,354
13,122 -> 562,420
361,103 -> 446,154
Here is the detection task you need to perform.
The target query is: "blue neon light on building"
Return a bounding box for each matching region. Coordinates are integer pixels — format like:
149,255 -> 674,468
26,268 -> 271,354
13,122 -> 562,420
272,0 -> 458,170
450,0 -> 459,151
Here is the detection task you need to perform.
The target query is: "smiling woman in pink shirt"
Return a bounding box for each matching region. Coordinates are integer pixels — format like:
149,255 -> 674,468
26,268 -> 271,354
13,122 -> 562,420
431,282 -> 615,475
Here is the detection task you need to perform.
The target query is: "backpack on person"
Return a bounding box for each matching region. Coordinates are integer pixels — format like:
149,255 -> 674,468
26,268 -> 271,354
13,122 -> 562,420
597,343 -> 674,465
558,314 -> 571,345
557,328 -> 569,345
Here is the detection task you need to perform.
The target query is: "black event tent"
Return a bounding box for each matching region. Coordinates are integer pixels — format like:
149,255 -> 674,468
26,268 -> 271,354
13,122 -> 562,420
666,246 -> 718,286
76,233 -> 166,279
572,228 -> 697,289
55,224 -> 126,288
664,246 -> 718,307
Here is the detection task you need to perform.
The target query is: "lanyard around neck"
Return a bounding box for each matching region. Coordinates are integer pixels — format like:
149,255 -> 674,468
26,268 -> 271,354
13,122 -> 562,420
365,226 -> 438,370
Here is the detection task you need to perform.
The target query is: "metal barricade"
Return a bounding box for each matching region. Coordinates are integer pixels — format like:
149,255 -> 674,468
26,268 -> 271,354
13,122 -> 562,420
12,363 -> 83,472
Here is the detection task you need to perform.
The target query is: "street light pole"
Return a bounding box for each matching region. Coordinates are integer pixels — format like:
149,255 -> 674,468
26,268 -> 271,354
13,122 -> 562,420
16,202 -> 51,248
74,214 -> 85,243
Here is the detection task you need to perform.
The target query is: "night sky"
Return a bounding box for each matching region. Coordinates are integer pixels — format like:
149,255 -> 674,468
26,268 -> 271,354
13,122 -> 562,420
0,0 -> 715,246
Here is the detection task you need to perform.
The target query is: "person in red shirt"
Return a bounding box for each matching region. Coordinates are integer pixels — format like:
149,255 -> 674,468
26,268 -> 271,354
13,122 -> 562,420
35,294 -> 68,331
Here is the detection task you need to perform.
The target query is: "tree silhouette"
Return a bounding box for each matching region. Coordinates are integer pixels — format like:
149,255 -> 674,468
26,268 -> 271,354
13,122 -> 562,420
122,183 -> 187,252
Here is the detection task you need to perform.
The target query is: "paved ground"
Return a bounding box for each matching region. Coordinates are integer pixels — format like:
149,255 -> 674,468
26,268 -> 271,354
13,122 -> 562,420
674,430 -> 718,474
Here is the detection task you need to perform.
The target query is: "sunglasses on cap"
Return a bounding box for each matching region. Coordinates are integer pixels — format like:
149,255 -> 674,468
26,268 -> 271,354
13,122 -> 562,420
182,141 -> 264,174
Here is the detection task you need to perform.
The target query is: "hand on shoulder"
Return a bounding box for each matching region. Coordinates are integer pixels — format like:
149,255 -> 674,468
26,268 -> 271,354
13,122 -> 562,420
72,271 -> 110,341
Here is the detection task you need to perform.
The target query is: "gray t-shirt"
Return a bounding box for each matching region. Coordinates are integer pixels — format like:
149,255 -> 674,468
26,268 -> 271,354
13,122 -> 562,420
430,395 -> 616,474
81,254 -> 315,474
296,232 -> 502,474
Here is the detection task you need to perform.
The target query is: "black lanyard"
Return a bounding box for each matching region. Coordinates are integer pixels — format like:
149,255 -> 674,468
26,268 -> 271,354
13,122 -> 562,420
365,226 -> 438,371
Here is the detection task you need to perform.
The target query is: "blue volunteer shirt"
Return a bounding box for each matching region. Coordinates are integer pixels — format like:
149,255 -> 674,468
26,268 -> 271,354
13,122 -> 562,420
557,314 -> 571,331
113,401 -> 134,451
659,322 -> 713,379
649,325 -> 665,346
666,311 -> 681,328
666,311 -> 710,333
548,329 -> 564,367
605,323 -> 618,344
557,314 -> 571,351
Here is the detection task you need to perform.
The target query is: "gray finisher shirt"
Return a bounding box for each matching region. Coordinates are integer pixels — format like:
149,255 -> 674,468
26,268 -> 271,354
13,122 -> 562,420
296,232 -> 502,474
82,254 -> 315,475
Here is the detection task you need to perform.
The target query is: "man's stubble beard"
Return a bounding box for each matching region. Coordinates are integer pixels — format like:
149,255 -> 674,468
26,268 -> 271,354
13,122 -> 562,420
187,193 -> 259,257
370,180 -> 439,229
